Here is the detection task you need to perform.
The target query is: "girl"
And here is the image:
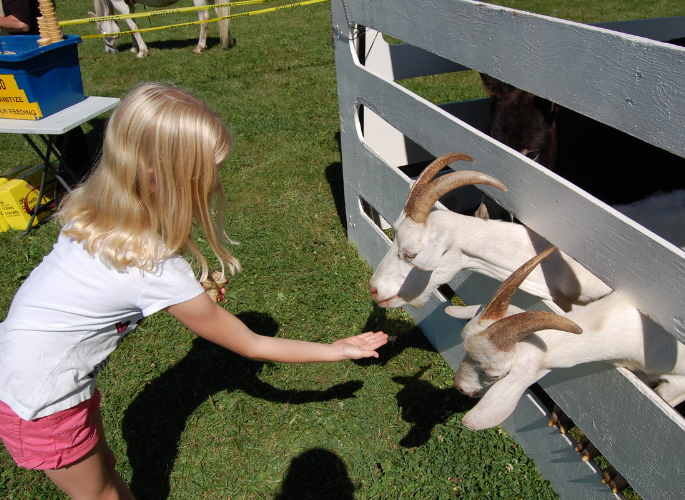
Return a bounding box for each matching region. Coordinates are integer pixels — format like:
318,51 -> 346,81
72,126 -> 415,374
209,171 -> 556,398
0,83 -> 387,500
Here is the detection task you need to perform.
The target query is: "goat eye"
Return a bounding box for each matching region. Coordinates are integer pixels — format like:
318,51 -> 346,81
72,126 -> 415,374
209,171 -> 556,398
525,150 -> 540,161
405,252 -> 417,260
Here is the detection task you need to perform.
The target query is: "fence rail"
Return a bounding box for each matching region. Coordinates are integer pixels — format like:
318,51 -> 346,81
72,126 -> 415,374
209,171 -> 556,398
332,1 -> 685,499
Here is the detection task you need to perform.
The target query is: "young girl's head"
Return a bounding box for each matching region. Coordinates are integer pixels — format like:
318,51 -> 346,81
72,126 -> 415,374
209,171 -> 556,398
59,82 -> 240,279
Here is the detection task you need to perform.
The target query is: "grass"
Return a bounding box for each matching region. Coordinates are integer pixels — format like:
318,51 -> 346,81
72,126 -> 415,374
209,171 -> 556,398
0,0 -> 682,499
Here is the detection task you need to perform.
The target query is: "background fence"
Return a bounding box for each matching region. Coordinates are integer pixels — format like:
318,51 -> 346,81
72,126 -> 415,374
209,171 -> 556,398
332,1 -> 685,498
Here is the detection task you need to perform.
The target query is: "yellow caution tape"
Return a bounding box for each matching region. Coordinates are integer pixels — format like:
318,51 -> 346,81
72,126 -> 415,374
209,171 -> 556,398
78,0 -> 328,39
60,0 -> 320,26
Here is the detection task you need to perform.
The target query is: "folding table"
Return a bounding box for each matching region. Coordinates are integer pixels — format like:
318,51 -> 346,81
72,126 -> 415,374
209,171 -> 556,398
0,96 -> 120,235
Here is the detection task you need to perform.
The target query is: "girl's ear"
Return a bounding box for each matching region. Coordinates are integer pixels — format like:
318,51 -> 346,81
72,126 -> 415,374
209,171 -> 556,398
461,365 -> 538,430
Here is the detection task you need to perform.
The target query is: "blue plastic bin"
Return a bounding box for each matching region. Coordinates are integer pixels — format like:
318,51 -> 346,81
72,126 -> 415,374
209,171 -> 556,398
0,35 -> 85,120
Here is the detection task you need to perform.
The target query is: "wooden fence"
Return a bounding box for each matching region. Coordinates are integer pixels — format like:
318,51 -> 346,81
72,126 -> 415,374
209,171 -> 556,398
331,1 -> 685,499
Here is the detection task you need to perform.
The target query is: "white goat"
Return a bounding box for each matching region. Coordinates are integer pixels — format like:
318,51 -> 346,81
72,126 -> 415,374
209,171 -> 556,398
369,153 -> 685,313
369,153 -> 613,312
448,247 -> 685,431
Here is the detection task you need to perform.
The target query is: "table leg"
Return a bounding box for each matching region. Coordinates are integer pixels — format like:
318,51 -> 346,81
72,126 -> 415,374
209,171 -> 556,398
20,164 -> 51,237
19,135 -> 68,235
22,134 -> 72,193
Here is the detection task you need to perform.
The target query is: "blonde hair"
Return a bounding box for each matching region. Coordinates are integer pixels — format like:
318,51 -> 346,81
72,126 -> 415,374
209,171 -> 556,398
59,82 -> 241,280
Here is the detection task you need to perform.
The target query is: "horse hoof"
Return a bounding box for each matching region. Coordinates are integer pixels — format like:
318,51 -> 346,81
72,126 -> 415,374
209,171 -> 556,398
193,46 -> 206,54
223,37 -> 236,49
136,51 -> 148,58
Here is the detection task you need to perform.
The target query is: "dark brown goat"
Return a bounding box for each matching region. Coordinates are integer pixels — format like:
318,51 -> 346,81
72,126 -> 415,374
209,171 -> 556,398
481,73 -> 685,205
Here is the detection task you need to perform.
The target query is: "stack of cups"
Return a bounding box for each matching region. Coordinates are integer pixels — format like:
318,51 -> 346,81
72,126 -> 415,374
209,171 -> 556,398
37,0 -> 63,45
36,17 -> 50,46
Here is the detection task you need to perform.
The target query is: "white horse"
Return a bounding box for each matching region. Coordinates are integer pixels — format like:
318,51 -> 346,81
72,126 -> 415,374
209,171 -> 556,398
91,0 -> 234,58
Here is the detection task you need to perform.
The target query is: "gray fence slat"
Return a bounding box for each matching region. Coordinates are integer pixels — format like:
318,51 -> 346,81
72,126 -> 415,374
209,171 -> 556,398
338,46 -> 685,344
373,17 -> 685,82
333,1 -> 685,498
341,0 -> 685,157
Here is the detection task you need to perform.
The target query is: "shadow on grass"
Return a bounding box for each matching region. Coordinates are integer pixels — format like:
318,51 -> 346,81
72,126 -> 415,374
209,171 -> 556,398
393,366 -> 473,448
122,311 -> 365,500
116,36 -> 231,55
356,306 -> 475,447
324,159 -> 346,231
353,303 -> 436,368
274,448 -> 354,500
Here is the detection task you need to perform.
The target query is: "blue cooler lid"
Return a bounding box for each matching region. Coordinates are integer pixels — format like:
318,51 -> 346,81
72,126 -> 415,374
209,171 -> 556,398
0,35 -> 82,62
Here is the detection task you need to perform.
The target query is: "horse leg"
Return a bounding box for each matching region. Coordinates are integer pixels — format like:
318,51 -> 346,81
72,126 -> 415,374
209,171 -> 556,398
122,3 -> 149,57
92,0 -> 120,54
212,0 -> 234,49
194,0 -> 210,53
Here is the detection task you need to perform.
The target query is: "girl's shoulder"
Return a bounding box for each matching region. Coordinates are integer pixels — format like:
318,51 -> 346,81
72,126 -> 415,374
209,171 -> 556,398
53,232 -> 191,282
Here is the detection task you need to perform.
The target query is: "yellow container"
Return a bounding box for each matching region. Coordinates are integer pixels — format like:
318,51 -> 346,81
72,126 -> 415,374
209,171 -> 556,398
17,162 -> 55,190
0,212 -> 9,231
0,178 -> 52,230
0,163 -> 35,185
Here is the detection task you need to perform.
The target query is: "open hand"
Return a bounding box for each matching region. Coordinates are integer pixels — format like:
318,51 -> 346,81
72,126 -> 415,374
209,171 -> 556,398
332,331 -> 389,359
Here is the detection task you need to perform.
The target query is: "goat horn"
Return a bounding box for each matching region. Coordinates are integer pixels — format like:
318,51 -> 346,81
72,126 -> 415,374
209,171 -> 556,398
481,311 -> 582,352
407,170 -> 508,224
406,153 -> 474,204
479,246 -> 557,322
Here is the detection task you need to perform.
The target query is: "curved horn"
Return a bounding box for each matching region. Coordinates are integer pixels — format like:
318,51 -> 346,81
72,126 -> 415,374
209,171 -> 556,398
407,170 -> 508,223
406,153 -> 474,204
481,311 -> 582,352
479,246 -> 557,322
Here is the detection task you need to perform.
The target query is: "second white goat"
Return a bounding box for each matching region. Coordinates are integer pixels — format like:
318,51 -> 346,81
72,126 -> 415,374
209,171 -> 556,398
449,247 -> 685,431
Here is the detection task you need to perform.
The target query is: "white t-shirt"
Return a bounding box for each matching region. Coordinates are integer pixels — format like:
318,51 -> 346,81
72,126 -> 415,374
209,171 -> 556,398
0,233 -> 205,420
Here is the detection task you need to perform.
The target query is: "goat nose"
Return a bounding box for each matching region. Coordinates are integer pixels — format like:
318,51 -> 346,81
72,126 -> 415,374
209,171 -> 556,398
369,285 -> 378,298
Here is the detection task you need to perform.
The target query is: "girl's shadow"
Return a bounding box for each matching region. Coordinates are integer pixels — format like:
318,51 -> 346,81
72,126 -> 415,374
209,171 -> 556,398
122,311 -> 364,500
274,448 -> 354,500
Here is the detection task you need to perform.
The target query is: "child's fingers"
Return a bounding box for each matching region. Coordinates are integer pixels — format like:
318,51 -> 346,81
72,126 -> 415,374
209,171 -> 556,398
363,338 -> 389,352
355,331 -> 388,345
358,350 -> 380,359
358,330 -> 385,340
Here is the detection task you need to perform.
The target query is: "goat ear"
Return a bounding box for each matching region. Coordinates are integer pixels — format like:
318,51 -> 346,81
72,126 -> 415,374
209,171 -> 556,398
410,234 -> 450,271
479,73 -> 501,97
479,73 -> 516,100
462,366 -> 538,430
534,96 -> 560,125
445,305 -> 481,320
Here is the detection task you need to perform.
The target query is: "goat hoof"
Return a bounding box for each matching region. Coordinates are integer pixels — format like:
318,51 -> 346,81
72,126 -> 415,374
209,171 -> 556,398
601,466 -> 617,484
580,443 -> 600,462
574,435 -> 589,453
548,404 -> 574,434
575,436 -> 600,461
602,466 -> 628,493
609,474 -> 628,493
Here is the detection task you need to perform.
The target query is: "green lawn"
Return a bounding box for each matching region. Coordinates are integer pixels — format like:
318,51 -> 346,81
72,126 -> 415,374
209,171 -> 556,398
0,1 -> 682,498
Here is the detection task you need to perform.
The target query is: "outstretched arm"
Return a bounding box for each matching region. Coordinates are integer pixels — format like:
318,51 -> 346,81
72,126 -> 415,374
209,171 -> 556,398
167,292 -> 388,363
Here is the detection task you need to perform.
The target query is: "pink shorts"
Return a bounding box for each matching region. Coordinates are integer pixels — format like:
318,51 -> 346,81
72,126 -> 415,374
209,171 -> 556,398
0,390 -> 101,470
